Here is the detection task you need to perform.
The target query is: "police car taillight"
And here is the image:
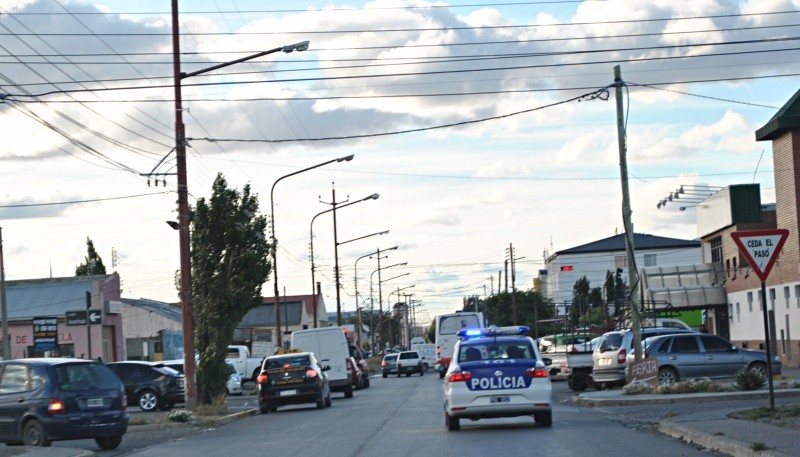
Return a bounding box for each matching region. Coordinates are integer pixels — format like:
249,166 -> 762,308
257,373 -> 268,384
526,367 -> 548,378
448,371 -> 472,383
617,349 -> 627,365
305,369 -> 318,379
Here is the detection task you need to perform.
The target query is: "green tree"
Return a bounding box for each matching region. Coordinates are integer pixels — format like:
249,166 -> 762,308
189,174 -> 270,405
75,237 -> 107,275
571,276 -> 591,325
479,290 -> 554,338
424,320 -> 435,343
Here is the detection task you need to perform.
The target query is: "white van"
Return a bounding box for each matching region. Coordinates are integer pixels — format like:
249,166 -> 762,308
290,327 -> 354,398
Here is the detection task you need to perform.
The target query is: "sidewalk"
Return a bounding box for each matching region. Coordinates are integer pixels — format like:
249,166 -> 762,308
575,368 -> 800,457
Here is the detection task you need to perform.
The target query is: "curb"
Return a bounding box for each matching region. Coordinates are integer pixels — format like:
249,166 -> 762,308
129,408 -> 258,431
658,420 -> 794,457
573,387 -> 800,407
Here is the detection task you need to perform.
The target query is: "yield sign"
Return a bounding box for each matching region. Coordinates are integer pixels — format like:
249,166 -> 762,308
731,229 -> 789,282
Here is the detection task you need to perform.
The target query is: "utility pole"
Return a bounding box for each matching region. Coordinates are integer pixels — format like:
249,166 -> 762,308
614,65 -> 643,362
0,227 -> 10,359
509,243 -> 518,325
504,260 -> 508,292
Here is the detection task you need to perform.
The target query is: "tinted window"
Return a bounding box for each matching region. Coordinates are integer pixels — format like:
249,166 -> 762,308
670,336 -> 700,353
701,335 -> 731,352
266,355 -> 311,369
383,354 -> 398,362
458,342 -> 532,362
399,352 -> 418,360
599,333 -> 623,351
55,364 -> 120,391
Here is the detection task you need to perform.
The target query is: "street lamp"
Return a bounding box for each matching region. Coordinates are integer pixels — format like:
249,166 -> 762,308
270,155 -> 354,348
370,262 -> 407,350
308,193 -> 379,328
353,246 -> 393,349
170,0 -> 309,409
335,230 -> 388,325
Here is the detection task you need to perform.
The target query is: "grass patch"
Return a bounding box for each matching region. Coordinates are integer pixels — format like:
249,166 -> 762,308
750,441 -> 767,451
164,410 -> 195,423
194,394 -> 229,417
622,378 -> 730,395
733,405 -> 800,421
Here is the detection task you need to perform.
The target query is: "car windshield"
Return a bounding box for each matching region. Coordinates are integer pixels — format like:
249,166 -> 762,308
265,355 -> 310,369
458,342 -> 533,362
55,363 -> 120,391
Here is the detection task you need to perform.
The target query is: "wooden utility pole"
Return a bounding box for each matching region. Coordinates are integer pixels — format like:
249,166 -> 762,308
614,65 -> 643,362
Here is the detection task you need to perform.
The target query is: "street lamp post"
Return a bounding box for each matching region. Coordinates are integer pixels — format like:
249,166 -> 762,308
309,193 -> 379,327
170,0 -> 309,409
270,155 -> 354,348
388,285 -> 415,348
371,264 -> 407,349
335,231 -> 389,325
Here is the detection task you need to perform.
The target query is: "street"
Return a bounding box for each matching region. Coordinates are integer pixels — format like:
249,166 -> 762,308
48,374 -> 729,456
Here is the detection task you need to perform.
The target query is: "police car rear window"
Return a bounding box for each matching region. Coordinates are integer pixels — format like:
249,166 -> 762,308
458,343 -> 532,362
266,356 -> 310,369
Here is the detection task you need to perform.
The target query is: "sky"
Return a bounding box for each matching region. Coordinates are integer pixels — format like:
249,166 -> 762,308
0,0 -> 797,326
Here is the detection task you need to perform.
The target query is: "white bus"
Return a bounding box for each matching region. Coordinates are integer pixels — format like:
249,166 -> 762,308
434,311 -> 485,378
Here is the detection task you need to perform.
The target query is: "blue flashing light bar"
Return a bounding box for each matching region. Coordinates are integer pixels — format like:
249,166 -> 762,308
457,325 -> 530,339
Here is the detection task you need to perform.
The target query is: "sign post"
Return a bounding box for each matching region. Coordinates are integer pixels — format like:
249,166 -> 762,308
731,228 -> 789,410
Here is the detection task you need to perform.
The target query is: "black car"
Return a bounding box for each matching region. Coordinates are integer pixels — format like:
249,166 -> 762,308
0,358 -> 128,449
106,361 -> 185,412
257,352 -> 331,413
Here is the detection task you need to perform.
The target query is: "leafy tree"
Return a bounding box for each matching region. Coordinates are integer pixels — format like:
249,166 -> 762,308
424,320 -> 435,343
479,290 -> 554,338
75,237 -> 107,275
571,276 -> 591,325
189,174 -> 270,405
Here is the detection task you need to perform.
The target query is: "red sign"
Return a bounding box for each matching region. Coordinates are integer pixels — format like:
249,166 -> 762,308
560,265 -> 574,272
731,229 -> 789,281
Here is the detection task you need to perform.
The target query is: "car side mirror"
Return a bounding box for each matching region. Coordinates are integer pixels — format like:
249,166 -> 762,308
541,357 -> 553,366
322,365 -> 331,371
729,345 -> 738,352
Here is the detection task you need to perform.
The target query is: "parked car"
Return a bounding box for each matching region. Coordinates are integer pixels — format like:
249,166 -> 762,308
162,359 -> 242,396
0,358 -> 128,449
256,352 -> 331,413
592,327 -> 697,387
106,361 -> 185,412
350,347 -> 370,389
348,357 -> 364,389
381,353 -> 399,378
635,333 -> 782,384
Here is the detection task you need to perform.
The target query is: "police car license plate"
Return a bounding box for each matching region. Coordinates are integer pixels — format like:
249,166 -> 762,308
280,389 -> 297,396
86,398 -> 104,407
490,395 -> 510,403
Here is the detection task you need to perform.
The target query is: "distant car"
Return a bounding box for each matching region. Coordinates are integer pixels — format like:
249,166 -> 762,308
395,351 -> 424,377
381,353 -> 399,378
443,325 -> 552,431
162,359 -> 242,396
257,352 -> 331,413
0,358 -> 128,449
348,357 -> 364,389
106,361 -> 185,412
636,333 -> 782,384
350,347 -> 370,389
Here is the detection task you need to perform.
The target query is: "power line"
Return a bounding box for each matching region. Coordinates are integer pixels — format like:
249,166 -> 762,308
0,191 -> 171,208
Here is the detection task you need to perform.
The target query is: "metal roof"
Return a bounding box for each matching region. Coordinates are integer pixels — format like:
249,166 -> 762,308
238,302 -> 303,327
5,276 -> 105,320
120,298 -> 181,322
755,88 -> 800,141
556,233 -> 699,255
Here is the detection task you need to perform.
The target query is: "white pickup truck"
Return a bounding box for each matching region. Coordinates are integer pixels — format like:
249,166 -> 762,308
226,345 -> 263,383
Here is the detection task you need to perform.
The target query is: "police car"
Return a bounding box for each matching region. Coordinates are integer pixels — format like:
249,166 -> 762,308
442,325 -> 552,431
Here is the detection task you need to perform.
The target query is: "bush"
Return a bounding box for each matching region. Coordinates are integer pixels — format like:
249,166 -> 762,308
734,368 -> 765,391
195,394 -> 229,417
165,410 -> 195,423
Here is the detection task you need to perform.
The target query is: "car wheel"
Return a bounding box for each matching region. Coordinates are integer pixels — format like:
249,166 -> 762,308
22,420 -> 50,447
422,363 -> 429,372
363,376 -> 370,388
259,403 -> 268,414
96,436 -> 123,450
344,384 -> 354,398
420,368 -> 424,376
568,373 -> 589,391
382,373 -> 387,378
325,390 -> 332,407
316,392 -> 325,409
269,403 -> 278,412
534,411 -> 553,427
748,362 -> 768,379
658,367 -> 679,385
138,390 -> 160,412
439,371 -> 445,379
445,413 -> 460,431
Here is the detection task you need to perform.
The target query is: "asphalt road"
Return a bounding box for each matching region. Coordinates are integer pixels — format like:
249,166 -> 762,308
45,374 -> 726,456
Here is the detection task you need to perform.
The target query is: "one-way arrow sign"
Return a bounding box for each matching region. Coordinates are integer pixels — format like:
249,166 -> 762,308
87,309 -> 102,325
731,229 -> 789,282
